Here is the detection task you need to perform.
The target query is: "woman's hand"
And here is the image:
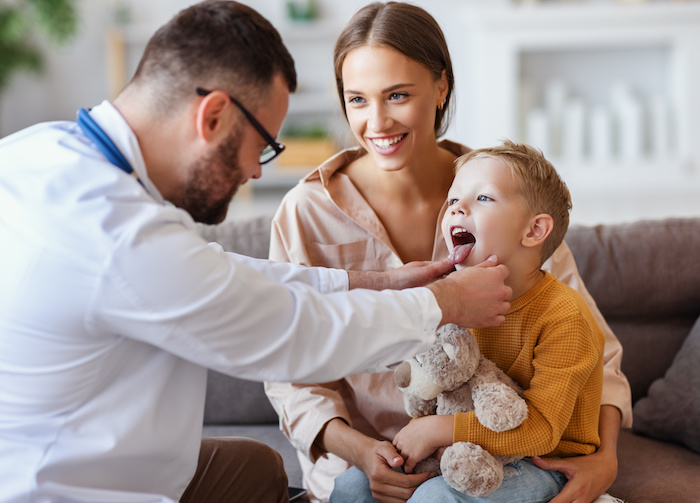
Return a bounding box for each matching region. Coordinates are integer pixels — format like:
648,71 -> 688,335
531,405 -> 622,503
531,449 -> 617,503
317,418 -> 431,503
393,415 -> 454,474
356,439 -> 433,503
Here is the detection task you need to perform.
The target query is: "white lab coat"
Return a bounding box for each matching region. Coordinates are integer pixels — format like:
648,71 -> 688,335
0,101 -> 442,502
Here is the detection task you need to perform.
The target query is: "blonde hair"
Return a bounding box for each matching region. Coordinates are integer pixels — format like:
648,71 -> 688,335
455,140 -> 572,264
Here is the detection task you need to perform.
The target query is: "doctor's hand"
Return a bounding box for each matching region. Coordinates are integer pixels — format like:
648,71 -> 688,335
348,254 -> 457,291
427,255 -> 511,328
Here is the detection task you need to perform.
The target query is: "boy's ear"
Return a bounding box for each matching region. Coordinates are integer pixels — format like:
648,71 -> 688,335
522,213 -> 554,248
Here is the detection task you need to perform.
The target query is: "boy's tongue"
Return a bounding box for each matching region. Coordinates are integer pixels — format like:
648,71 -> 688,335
449,243 -> 474,265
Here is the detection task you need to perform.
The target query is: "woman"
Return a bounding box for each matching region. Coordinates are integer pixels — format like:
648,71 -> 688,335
264,3 -> 632,502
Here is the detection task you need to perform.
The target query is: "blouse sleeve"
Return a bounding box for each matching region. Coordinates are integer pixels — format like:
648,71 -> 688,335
264,187 -> 360,461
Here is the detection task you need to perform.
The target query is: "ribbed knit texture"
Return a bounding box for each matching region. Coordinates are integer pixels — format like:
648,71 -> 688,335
454,272 -> 605,458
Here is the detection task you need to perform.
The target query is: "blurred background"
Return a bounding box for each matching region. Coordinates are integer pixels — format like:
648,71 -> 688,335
2,0 -> 700,225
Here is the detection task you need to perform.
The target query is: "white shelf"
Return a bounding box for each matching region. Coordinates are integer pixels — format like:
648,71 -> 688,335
466,3 -> 700,29
452,3 -> 700,225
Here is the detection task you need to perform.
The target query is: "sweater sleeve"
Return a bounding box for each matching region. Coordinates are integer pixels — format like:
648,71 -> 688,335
544,241 -> 633,428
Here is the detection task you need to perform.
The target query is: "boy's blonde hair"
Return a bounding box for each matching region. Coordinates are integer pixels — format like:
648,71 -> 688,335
455,140 -> 572,265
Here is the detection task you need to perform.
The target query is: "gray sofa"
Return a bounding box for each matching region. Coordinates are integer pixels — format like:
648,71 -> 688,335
198,216 -> 700,503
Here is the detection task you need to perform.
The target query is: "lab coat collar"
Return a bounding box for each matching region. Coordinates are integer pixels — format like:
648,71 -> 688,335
86,100 -> 166,205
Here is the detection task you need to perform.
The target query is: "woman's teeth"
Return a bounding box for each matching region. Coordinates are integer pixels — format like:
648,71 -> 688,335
372,135 -> 404,149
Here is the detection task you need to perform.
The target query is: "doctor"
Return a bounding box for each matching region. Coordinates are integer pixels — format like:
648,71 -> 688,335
0,1 -> 511,502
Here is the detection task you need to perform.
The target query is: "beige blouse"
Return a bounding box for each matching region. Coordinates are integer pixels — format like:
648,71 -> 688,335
264,141 -> 632,502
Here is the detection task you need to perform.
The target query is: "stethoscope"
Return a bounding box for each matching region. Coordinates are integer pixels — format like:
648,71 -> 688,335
76,108 -> 143,186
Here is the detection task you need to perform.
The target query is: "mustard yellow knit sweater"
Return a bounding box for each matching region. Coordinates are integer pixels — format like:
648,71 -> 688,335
454,272 -> 605,458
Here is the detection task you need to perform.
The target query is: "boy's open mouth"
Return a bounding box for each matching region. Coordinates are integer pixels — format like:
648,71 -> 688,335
451,226 -> 476,247
449,226 -> 476,264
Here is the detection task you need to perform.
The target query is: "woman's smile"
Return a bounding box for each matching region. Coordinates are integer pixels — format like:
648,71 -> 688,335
369,133 -> 408,154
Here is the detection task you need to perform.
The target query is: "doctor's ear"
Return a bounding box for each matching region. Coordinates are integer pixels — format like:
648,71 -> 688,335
194,90 -> 231,142
522,214 -> 553,248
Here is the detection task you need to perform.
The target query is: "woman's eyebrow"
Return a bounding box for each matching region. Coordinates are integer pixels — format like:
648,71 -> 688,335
343,83 -> 416,95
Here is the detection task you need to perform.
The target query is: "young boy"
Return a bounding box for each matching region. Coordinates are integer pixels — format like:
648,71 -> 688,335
390,140 -> 606,502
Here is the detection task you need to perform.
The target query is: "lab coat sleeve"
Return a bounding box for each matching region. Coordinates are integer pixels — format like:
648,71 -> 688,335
85,209 -> 441,383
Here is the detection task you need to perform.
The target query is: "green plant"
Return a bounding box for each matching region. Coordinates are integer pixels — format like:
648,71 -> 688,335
0,0 -> 79,91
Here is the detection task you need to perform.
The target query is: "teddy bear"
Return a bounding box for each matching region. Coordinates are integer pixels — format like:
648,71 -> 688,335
393,323 -> 528,497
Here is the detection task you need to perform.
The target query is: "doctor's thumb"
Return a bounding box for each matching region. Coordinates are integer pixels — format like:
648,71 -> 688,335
475,255 -> 499,268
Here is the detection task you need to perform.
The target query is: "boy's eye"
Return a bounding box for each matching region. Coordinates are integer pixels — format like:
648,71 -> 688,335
447,198 -> 459,206
477,195 -> 492,202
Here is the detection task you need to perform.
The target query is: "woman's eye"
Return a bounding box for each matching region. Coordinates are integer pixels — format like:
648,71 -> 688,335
347,96 -> 365,105
389,92 -> 408,101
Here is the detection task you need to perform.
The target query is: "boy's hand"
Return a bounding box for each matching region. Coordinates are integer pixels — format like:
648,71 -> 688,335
393,415 -> 454,474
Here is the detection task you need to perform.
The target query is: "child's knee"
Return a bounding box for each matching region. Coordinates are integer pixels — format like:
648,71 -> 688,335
330,466 -> 373,503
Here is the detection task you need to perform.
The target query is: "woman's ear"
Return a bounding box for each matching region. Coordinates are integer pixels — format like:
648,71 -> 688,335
437,69 -> 448,105
194,90 -> 231,142
522,214 -> 554,248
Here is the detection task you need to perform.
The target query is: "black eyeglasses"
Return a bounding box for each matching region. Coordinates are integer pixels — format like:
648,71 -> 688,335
196,88 -> 285,165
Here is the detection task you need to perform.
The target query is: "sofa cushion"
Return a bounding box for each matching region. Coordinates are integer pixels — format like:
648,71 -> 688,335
632,314 -> 700,454
565,218 -> 700,402
565,218 -> 700,319
609,429 -> 700,502
204,371 -> 279,425
197,214 -> 272,259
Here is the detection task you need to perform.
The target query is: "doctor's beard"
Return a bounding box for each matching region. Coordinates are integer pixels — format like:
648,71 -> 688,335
172,126 -> 244,225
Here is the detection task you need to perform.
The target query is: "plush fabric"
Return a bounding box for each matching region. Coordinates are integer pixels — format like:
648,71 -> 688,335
632,315 -> 700,454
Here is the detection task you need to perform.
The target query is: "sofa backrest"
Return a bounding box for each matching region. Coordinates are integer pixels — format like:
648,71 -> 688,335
566,218 -> 700,403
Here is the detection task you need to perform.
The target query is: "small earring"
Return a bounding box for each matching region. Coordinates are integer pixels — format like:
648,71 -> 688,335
438,98 -> 446,110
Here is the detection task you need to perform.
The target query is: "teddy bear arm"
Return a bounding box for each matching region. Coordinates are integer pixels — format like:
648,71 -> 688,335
470,359 -> 528,432
404,393 -> 437,418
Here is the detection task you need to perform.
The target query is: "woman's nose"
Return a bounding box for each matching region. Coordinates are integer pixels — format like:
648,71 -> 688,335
368,103 -> 392,132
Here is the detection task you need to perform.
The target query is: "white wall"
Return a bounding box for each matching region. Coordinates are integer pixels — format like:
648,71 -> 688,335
3,0 -> 698,225
0,0 -> 467,137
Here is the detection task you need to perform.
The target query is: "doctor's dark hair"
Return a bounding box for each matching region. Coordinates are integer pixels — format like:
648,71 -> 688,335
333,2 -> 454,137
131,0 -> 296,109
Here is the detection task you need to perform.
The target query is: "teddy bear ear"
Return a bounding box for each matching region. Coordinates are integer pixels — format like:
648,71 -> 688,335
443,343 -> 457,360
